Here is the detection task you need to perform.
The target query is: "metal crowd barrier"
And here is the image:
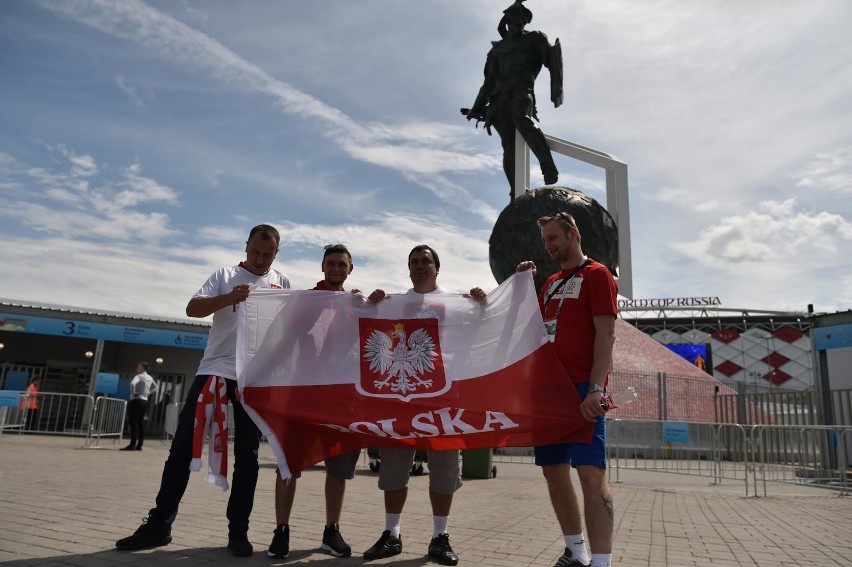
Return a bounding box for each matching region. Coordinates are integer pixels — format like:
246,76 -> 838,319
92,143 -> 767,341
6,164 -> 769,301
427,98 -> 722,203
751,424 -> 851,496
14,392 -> 94,436
492,420 -> 851,498
0,394 -> 27,432
492,447 -> 536,464
0,391 -> 128,448
10,393 -> 851,497
606,420 -> 752,495
163,402 -> 181,438
85,396 -> 128,448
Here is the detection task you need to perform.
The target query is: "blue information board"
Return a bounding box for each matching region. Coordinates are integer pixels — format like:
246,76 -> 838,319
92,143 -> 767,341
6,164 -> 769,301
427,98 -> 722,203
663,422 -> 690,443
3,370 -> 29,391
814,323 -> 851,350
0,391 -> 21,407
0,312 -> 207,350
96,373 -> 120,395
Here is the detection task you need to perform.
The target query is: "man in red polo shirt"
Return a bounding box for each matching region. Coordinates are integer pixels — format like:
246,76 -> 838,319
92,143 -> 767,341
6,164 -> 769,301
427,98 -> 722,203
517,212 -> 618,567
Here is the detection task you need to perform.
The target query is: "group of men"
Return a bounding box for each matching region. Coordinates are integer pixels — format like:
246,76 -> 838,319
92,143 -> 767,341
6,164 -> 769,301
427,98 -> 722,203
114,213 -> 618,567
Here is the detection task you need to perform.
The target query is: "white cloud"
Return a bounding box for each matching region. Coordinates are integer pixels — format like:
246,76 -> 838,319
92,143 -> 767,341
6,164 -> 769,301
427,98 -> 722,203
674,198 -> 851,264
403,173 -> 499,223
58,145 -> 98,177
0,214 -> 496,318
0,236 -> 211,318
664,199 -> 852,310
272,213 -> 495,291
647,187 -> 691,203
546,0 -> 852,217
5,0 -> 852,317
115,163 -> 180,207
113,74 -> 148,109
0,149 -> 179,242
795,146 -> 852,194
643,186 -> 722,215
39,0 -> 498,221
45,188 -> 81,203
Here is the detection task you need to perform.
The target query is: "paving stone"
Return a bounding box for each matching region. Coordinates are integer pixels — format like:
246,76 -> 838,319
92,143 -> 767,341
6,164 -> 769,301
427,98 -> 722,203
1,435 -> 850,566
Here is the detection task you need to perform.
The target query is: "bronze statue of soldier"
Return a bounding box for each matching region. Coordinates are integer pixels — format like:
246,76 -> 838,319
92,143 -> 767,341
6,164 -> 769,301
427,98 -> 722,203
462,1 -> 563,199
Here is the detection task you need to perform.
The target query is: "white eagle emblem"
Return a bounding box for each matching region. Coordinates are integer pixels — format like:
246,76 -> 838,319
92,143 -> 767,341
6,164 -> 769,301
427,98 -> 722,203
363,322 -> 438,395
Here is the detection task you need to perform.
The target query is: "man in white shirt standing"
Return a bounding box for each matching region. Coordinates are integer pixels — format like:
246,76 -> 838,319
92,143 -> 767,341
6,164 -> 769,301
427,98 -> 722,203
121,361 -> 158,451
116,224 -> 290,558
364,245 -> 485,566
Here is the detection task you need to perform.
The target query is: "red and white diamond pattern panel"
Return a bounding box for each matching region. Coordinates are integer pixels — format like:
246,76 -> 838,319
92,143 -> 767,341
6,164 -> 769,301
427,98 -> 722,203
651,325 -> 812,389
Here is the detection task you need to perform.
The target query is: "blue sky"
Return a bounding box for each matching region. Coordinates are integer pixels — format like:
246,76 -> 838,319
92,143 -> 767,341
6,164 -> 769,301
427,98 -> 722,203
1,0 -> 850,319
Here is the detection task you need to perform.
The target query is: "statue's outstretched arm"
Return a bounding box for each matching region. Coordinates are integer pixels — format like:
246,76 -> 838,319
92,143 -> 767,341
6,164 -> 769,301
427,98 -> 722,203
462,52 -> 497,126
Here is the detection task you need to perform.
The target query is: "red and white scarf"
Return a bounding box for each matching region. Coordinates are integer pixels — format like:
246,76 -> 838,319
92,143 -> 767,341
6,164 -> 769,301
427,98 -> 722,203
190,375 -> 229,490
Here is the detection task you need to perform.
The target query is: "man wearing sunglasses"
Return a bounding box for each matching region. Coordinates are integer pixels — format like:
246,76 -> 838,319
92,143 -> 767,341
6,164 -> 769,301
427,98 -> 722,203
517,213 -> 618,567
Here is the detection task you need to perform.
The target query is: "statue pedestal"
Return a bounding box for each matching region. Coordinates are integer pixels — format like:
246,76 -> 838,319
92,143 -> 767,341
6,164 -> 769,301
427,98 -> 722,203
489,187 -> 619,292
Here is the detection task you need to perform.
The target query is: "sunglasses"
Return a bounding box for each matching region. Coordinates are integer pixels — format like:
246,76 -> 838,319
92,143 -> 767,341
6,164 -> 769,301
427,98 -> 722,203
545,211 -> 577,229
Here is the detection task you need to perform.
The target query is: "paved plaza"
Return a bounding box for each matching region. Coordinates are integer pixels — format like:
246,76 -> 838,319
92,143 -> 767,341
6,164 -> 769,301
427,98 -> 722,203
0,434 -> 850,566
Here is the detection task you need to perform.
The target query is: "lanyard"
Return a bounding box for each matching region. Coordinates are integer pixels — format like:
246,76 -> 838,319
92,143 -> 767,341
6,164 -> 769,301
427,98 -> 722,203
544,257 -> 589,316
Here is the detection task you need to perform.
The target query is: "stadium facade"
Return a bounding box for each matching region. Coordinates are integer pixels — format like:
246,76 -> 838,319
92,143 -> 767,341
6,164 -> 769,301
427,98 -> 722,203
617,296 -> 814,391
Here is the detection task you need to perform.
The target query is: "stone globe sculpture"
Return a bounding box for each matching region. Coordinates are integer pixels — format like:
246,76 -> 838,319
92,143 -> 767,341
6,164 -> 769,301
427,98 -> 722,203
489,186 -> 619,292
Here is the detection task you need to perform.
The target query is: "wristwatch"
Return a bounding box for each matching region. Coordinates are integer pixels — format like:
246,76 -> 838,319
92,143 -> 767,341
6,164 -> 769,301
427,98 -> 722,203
588,383 -> 604,394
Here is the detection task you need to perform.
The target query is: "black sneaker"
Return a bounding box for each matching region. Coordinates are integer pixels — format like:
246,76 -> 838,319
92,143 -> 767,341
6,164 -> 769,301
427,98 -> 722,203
120,445 -> 136,451
553,548 -> 591,567
320,523 -> 351,557
227,532 -> 253,557
267,524 -> 289,559
115,518 -> 172,550
427,533 -> 458,566
363,530 -> 402,561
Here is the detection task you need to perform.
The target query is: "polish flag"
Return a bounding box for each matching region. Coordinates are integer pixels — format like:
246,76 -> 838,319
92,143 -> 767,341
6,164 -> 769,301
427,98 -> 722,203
236,271 -> 592,479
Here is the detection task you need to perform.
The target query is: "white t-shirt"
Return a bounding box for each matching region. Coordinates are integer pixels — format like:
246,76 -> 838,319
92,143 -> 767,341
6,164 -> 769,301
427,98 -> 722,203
129,372 -> 158,401
405,286 -> 454,296
405,286 -> 456,319
194,263 -> 290,379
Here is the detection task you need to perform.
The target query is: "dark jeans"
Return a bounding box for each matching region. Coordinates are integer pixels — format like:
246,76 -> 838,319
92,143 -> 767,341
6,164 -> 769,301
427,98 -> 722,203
127,398 -> 149,448
24,408 -> 39,431
148,375 -> 261,535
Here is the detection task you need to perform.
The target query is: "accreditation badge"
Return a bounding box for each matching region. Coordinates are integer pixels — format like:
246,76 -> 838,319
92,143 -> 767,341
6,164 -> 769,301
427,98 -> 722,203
544,317 -> 558,343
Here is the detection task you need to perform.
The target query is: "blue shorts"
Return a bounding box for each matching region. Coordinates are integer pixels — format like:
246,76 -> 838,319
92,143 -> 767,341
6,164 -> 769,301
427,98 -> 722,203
534,381 -> 607,469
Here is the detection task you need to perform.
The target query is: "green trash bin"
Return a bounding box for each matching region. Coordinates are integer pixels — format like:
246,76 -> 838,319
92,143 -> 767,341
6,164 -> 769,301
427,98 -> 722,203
462,448 -> 496,479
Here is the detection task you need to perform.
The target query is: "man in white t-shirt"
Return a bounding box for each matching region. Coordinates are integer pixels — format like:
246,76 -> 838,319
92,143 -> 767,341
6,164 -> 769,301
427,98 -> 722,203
121,361 -> 158,451
364,245 -> 485,567
116,224 -> 290,557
